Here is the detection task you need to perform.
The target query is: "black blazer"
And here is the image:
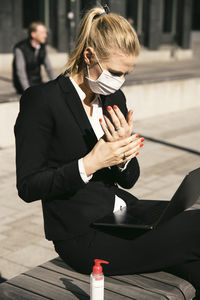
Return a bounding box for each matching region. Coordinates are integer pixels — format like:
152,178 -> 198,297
14,75 -> 140,241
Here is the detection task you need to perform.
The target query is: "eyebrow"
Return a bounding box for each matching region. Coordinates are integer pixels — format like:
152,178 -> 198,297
108,68 -> 129,76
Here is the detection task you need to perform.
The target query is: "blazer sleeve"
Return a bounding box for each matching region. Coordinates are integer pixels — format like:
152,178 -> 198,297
111,158 -> 140,189
14,87 -> 86,203
110,89 -> 140,188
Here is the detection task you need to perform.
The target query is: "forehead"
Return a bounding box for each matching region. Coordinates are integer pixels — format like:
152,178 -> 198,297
35,25 -> 46,33
103,51 -> 137,73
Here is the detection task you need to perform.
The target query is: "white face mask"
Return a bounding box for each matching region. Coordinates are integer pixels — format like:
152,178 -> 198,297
86,55 -> 125,95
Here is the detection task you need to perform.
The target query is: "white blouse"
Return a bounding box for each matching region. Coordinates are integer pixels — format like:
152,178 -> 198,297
70,77 -> 127,212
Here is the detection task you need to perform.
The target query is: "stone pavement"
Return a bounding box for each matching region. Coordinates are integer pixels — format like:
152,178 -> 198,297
126,58 -> 200,85
131,108 -> 200,201
0,62 -> 200,282
0,77 -> 18,104
0,146 -> 57,281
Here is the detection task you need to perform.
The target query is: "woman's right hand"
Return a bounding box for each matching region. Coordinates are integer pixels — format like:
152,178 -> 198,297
83,134 -> 143,176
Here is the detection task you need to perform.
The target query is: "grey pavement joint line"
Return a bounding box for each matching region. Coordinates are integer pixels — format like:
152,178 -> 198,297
5,281 -> 52,299
110,276 -> 170,300
139,274 -> 187,300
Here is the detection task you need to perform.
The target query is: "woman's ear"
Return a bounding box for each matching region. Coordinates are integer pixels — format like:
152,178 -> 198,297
83,47 -> 96,66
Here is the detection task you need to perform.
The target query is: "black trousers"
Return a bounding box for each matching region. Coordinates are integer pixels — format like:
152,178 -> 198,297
54,210 -> 200,299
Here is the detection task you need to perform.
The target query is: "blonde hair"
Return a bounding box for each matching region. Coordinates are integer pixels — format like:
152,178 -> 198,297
64,6 -> 140,75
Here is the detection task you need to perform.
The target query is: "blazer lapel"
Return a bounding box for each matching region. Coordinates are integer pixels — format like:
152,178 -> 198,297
58,75 -> 98,150
100,94 -> 114,118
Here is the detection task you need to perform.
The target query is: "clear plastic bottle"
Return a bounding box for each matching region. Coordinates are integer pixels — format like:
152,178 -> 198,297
90,259 -> 109,300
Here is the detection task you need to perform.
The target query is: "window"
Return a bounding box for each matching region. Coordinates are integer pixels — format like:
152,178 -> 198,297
192,0 -> 200,30
163,0 -> 173,33
23,0 -> 45,28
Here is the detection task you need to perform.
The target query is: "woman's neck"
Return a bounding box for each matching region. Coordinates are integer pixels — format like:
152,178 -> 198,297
72,72 -> 95,106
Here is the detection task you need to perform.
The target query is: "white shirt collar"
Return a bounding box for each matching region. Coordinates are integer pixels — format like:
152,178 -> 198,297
69,77 -> 86,101
69,77 -> 100,105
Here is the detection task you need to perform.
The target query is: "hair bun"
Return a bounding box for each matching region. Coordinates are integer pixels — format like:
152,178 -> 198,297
103,4 -> 110,14
93,4 -> 110,20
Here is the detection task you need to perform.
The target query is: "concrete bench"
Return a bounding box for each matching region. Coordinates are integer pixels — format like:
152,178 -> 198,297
0,257 -> 196,299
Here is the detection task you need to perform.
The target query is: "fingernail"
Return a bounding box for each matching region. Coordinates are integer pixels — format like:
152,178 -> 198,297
130,110 -> 134,114
135,134 -> 139,138
141,138 -> 144,142
139,143 -> 144,148
99,118 -> 103,123
107,106 -> 112,111
113,105 -> 117,110
136,152 -> 139,156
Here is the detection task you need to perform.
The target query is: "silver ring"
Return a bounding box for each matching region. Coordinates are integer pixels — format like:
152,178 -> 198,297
122,153 -> 126,160
115,127 -> 121,131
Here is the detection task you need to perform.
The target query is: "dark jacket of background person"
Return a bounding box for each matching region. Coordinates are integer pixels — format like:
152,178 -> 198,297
13,39 -> 54,94
13,39 -> 45,93
14,75 -> 140,241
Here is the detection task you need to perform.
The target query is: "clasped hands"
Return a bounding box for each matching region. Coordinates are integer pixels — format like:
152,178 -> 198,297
83,105 -> 144,177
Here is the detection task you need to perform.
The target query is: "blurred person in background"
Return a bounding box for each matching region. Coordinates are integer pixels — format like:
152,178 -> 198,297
12,21 -> 55,94
127,17 -> 134,28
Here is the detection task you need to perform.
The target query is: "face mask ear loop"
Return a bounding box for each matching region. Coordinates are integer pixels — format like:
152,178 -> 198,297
94,53 -> 103,72
87,64 -> 91,79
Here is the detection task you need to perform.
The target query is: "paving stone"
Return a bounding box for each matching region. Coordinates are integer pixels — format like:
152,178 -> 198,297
0,197 -> 31,211
31,216 -> 44,225
0,206 -> 16,218
0,195 -> 41,212
142,189 -> 173,201
1,230 -> 41,251
23,223 -> 44,238
7,215 -> 43,230
0,257 -> 29,280
168,131 -> 200,151
9,206 -> 42,219
0,225 -> 12,234
35,239 -> 55,250
0,247 -> 12,257
129,186 -> 154,199
0,234 -> 7,241
0,216 -> 14,228
4,245 -> 57,268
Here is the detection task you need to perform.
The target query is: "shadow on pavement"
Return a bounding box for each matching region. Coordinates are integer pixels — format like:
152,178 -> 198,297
0,76 -> 11,82
140,135 -> 200,156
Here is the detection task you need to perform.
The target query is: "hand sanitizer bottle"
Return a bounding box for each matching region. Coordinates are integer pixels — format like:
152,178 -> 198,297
90,259 -> 109,300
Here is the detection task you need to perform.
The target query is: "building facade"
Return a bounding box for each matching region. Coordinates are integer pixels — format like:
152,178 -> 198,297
0,0 -> 199,53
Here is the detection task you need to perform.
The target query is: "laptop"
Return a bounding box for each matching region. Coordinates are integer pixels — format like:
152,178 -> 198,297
93,167 -> 200,230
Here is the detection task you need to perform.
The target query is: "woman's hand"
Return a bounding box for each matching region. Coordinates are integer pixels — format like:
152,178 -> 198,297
83,135 -> 143,176
100,105 -> 133,142
99,105 -> 144,167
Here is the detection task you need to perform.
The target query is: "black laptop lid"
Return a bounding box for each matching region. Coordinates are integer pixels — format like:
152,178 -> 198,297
158,167 -> 200,225
93,167 -> 200,229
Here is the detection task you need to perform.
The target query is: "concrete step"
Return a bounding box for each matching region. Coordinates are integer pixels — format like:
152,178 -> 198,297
0,46 -> 193,73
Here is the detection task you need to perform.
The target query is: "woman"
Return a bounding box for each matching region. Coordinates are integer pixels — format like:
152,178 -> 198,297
15,5 -> 200,298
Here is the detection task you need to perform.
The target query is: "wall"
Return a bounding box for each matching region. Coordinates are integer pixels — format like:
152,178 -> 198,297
0,0 -> 24,53
1,77 -> 200,148
122,78 -> 200,120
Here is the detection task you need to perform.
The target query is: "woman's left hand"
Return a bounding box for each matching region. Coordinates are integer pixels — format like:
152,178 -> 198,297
99,105 -> 144,167
100,105 -> 133,142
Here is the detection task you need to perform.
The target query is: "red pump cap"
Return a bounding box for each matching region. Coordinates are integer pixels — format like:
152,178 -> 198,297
93,259 -> 109,275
